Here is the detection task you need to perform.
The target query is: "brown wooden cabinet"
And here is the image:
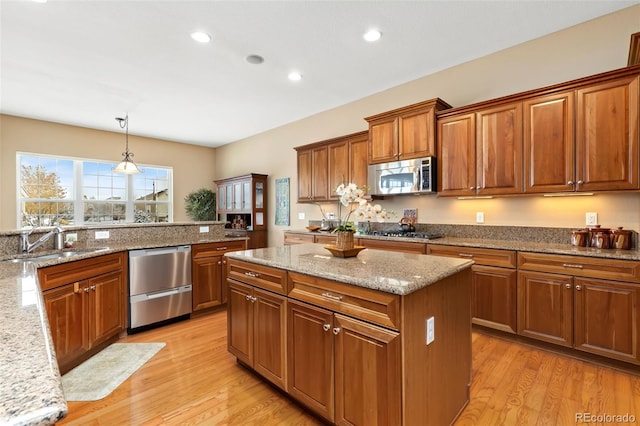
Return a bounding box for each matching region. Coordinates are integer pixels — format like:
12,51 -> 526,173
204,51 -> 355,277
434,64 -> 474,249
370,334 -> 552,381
228,280 -> 288,391
365,98 -> 451,164
517,252 -> 640,364
438,66 -> 640,196
437,103 -> 522,196
296,131 -> 369,203
39,252 -> 126,373
287,299 -> 401,424
427,244 -> 517,333
192,240 -> 246,311
215,173 -> 268,249
576,75 -> 639,191
523,91 -> 576,193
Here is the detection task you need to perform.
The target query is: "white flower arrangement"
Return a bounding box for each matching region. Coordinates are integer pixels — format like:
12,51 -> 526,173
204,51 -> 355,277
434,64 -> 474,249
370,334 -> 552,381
334,183 -> 392,231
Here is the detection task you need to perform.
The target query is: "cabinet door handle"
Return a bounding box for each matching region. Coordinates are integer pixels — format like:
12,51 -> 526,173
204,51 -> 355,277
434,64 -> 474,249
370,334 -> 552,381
73,282 -> 82,294
245,294 -> 251,301
575,285 -> 582,291
218,260 -> 222,265
562,263 -> 584,269
469,186 -> 475,190
323,324 -> 331,332
567,180 -> 574,186
244,272 -> 261,278
84,287 -> 90,293
90,285 -> 96,291
332,327 -> 341,335
322,292 -> 343,301
577,180 -> 584,186
223,260 -> 227,265
216,247 -> 228,251
458,253 -> 474,258
565,283 -> 572,289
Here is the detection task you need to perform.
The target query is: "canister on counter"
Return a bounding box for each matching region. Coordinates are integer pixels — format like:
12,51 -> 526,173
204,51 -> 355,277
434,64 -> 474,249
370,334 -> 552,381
571,229 -> 589,247
611,227 -> 632,250
589,225 -> 611,249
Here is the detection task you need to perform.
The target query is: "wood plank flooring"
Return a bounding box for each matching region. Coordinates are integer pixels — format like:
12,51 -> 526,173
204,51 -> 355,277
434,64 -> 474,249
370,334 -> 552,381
58,310 -> 640,425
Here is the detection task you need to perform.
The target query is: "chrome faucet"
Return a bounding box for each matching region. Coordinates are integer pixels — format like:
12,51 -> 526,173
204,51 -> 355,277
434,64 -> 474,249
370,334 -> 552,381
20,226 -> 64,254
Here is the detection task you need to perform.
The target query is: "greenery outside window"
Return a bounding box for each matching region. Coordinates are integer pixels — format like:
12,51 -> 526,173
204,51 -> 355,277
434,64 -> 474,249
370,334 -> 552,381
18,153 -> 172,227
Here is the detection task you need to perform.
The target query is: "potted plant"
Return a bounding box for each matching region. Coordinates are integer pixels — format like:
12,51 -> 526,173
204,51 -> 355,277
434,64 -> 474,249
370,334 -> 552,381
184,188 -> 217,221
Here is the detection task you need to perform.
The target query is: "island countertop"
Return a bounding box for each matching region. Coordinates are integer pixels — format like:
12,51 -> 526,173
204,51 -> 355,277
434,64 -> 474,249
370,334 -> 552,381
225,243 -> 474,296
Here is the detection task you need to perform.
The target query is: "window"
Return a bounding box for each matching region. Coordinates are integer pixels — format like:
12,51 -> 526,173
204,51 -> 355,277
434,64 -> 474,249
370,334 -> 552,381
18,153 -> 172,227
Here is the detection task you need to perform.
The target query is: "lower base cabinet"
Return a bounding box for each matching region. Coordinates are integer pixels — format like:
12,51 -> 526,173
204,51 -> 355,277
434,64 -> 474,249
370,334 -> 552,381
192,240 -> 246,311
40,252 -> 126,374
287,300 -> 401,424
517,252 -> 640,365
227,280 -> 287,391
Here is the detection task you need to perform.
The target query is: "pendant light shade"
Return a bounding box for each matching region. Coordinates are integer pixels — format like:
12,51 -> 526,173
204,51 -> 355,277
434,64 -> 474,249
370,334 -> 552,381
114,113 -> 142,174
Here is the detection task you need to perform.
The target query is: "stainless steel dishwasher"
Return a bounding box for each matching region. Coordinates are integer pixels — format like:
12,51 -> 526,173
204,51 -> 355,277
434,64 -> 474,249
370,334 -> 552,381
128,245 -> 192,330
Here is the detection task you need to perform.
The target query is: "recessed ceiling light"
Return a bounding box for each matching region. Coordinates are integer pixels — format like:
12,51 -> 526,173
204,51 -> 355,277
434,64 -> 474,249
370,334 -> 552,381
190,31 -> 211,43
288,71 -> 303,81
32,0 -> 47,3
246,54 -> 264,65
363,29 -> 382,42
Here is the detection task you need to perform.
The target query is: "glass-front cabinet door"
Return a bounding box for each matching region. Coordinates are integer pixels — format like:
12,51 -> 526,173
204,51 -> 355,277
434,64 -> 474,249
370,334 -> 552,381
226,185 -> 233,210
255,182 -> 264,209
233,183 -> 242,210
242,182 -> 251,211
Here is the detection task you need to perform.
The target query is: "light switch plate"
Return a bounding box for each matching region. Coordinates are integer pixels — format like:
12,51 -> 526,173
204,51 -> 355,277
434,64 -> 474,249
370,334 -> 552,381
586,212 -> 598,226
298,212 -> 305,220
426,316 -> 435,345
476,212 -> 485,224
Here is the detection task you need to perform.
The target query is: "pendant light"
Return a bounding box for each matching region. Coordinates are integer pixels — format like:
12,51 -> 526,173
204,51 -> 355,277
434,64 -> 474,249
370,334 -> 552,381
113,113 -> 142,174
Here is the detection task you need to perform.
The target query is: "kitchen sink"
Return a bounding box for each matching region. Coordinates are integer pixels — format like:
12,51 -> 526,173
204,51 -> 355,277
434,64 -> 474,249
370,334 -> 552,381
3,248 -> 109,264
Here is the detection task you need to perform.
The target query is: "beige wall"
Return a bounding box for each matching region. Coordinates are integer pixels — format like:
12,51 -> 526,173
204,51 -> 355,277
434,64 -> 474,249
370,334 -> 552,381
215,5 -> 640,246
0,115 -> 217,230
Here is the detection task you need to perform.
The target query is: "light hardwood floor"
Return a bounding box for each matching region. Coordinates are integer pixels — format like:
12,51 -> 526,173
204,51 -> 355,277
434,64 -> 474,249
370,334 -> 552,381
58,310 -> 640,425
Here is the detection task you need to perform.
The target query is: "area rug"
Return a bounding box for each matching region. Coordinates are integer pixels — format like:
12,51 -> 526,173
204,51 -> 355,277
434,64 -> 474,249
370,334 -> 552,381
62,342 -> 165,401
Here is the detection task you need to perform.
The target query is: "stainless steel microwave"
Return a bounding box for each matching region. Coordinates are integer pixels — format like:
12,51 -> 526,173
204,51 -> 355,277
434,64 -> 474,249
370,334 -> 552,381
367,157 -> 436,196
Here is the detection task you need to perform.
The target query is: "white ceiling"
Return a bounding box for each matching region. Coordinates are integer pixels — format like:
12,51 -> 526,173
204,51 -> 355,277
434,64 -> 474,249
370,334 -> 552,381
1,1 -> 637,148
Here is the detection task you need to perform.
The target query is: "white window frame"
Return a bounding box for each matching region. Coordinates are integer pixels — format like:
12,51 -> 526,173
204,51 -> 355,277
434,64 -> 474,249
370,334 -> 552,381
16,152 -> 173,227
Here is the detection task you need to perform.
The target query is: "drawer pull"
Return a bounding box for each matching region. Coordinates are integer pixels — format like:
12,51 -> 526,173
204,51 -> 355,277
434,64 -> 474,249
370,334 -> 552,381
245,271 -> 261,278
332,327 -> 341,335
323,324 -> 331,332
216,247 -> 228,251
322,292 -> 343,301
458,253 -> 474,258
562,263 -> 584,269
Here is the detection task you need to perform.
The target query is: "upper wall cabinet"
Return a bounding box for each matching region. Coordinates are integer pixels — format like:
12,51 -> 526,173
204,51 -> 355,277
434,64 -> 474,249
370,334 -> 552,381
438,65 -> 640,197
365,98 -> 452,164
296,131 -> 369,203
438,103 -> 523,196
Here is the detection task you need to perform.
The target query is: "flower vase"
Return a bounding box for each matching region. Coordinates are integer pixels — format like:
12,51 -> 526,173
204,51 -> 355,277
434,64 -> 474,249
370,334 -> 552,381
335,230 -> 355,250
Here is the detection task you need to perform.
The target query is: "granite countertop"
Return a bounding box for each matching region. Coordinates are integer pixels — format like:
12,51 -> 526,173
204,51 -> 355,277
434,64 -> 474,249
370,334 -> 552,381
226,243 -> 474,296
0,236 -> 246,426
284,229 -> 640,261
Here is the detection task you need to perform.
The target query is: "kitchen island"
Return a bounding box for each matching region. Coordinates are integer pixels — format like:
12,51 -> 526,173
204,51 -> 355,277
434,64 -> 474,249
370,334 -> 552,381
225,243 -> 474,425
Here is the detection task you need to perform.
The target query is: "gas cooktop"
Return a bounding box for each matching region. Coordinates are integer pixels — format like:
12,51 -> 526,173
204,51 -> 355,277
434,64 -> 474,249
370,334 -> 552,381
364,231 -> 443,239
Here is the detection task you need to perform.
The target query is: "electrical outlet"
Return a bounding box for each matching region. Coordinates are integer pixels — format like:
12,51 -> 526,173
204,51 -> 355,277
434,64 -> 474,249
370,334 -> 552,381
199,226 -> 209,233
476,212 -> 485,224
426,316 -> 435,345
298,212 -> 305,220
586,212 -> 598,226
95,230 -> 109,239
